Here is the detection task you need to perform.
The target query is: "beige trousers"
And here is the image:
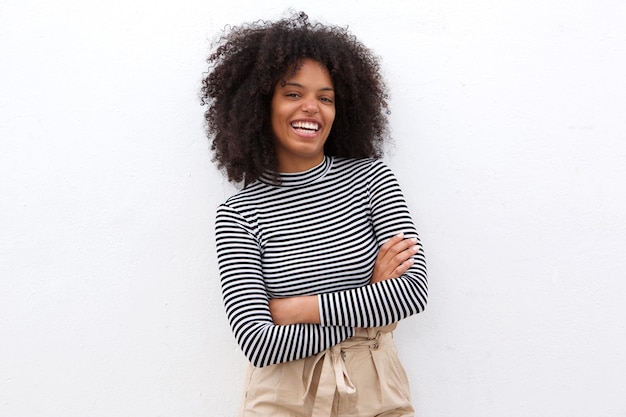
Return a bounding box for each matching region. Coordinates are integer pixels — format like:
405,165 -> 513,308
239,324 -> 414,417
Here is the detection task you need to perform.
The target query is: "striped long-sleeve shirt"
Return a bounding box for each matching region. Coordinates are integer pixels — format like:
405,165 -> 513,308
215,156 -> 427,367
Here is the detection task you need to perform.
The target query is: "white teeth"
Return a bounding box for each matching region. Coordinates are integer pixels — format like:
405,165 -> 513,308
291,121 -> 320,131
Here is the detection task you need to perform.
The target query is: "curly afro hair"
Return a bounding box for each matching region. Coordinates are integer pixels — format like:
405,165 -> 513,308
201,11 -> 390,185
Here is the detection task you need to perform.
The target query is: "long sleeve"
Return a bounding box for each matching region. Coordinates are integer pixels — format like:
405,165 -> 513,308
215,156 -> 427,367
215,204 -> 354,368
317,160 -> 428,327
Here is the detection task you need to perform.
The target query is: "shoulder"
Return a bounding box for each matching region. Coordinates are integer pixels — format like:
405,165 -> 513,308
215,181 -> 272,231
330,156 -> 378,173
219,180 -> 268,209
332,157 -> 402,196
330,156 -> 395,179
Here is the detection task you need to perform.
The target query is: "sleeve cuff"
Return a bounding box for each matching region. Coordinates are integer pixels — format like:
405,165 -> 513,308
317,294 -> 327,326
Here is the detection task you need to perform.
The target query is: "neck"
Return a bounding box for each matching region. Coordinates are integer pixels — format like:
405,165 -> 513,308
277,155 -> 325,173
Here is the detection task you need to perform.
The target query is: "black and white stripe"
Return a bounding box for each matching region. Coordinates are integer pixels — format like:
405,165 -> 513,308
215,157 -> 427,367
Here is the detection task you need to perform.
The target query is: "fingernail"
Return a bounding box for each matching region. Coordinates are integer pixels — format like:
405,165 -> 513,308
411,238 -> 418,244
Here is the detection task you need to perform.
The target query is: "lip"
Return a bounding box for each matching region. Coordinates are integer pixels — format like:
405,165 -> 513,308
290,118 -> 323,139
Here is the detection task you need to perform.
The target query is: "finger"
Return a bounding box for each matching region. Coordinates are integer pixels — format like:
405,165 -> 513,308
378,233 -> 405,258
392,258 -> 415,277
391,237 -> 418,252
390,245 -> 419,267
383,233 -> 405,249
385,237 -> 418,262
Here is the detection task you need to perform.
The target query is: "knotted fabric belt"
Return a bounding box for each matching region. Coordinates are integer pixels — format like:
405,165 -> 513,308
306,324 -> 397,416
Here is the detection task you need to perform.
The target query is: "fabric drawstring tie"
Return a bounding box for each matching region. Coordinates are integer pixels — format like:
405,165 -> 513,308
306,326 -> 394,416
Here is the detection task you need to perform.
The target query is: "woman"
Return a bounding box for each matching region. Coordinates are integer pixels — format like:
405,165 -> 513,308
202,12 -> 428,416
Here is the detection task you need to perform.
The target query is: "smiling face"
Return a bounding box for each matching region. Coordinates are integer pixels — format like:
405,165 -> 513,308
271,59 -> 336,173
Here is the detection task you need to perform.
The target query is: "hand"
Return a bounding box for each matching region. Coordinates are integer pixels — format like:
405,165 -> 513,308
269,295 -> 320,325
371,233 -> 420,284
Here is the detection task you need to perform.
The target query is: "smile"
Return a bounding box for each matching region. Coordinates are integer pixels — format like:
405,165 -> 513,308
291,121 -> 320,132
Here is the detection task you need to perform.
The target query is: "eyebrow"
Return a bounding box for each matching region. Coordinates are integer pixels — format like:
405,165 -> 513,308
282,82 -> 334,92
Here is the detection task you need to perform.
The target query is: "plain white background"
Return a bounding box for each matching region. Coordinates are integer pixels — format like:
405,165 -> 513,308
2,0 -> 625,416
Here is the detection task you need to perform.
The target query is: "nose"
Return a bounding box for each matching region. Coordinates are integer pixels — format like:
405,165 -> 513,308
301,96 -> 319,114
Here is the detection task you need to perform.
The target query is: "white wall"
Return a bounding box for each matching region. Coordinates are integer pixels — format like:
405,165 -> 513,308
2,1 -> 625,416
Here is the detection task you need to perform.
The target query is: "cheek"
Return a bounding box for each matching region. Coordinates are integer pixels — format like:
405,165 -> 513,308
270,110 -> 288,139
269,107 -> 280,130
271,101 -> 289,123
326,109 -> 336,128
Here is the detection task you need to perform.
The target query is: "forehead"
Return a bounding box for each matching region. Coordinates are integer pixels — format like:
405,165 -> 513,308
279,59 -> 333,86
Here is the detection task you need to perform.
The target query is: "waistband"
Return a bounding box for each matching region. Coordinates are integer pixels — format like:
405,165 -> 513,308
309,323 -> 397,415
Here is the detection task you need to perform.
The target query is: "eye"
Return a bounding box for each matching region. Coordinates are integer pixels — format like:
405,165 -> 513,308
320,96 -> 334,103
285,92 -> 300,98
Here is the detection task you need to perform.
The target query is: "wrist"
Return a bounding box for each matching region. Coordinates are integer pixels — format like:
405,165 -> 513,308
300,295 -> 321,324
